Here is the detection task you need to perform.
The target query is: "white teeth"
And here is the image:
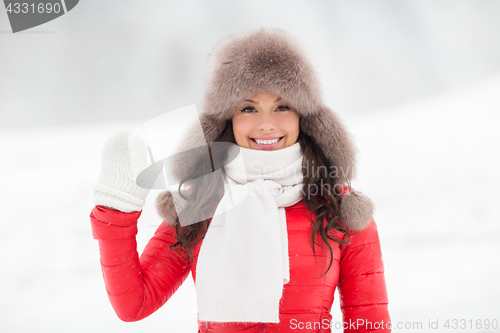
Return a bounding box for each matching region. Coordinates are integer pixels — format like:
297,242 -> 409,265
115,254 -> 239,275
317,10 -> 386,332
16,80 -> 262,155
255,138 -> 280,144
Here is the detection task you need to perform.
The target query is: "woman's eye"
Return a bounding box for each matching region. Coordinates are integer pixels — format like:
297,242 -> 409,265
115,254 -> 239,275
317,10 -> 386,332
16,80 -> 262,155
276,105 -> 290,111
240,106 -> 256,113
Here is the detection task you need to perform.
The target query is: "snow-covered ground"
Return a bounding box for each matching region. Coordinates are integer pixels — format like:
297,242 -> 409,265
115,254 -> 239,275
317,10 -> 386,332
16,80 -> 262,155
0,75 -> 499,332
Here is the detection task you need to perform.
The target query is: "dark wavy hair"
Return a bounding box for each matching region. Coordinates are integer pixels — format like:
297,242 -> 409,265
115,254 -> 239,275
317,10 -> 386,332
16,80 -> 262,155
169,119 -> 350,277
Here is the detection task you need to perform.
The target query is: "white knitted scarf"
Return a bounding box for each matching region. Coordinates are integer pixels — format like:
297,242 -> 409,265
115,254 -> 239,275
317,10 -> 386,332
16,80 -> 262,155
195,142 -> 304,323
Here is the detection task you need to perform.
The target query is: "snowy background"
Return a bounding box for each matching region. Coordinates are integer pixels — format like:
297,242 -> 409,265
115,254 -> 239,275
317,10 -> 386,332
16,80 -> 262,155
1,1 -> 500,332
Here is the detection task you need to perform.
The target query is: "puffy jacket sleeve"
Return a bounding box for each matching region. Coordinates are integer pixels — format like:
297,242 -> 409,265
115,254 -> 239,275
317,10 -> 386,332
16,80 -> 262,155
337,219 -> 391,332
89,205 -> 191,322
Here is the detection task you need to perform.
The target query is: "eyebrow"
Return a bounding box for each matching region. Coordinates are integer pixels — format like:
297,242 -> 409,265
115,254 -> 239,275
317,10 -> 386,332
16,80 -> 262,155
243,97 -> 282,105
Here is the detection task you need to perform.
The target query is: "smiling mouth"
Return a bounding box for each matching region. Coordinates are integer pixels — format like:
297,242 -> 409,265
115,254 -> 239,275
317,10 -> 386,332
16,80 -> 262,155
250,136 -> 284,144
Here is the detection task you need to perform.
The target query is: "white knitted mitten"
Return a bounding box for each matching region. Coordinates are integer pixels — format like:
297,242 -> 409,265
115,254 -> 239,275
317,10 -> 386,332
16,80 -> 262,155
93,129 -> 150,212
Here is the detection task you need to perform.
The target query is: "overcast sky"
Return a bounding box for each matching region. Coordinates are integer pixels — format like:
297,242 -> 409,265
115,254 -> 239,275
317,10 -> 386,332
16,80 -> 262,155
1,0 -> 500,129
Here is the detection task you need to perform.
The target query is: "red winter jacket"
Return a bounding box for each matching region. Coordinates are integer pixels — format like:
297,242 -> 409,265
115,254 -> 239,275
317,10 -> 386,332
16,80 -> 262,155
90,200 -> 391,332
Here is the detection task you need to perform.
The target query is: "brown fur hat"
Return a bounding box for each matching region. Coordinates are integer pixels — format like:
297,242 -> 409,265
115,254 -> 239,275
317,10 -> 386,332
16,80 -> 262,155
156,28 -> 374,232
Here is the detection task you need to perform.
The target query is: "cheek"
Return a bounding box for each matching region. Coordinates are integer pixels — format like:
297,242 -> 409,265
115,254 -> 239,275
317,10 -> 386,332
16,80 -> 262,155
232,118 -> 250,140
284,115 -> 300,137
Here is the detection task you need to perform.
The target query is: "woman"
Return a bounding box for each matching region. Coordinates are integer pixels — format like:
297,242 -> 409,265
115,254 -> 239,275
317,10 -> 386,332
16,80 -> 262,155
91,28 -> 391,332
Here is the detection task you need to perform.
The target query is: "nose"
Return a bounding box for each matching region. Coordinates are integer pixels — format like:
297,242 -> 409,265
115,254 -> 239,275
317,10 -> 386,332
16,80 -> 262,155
257,113 -> 277,132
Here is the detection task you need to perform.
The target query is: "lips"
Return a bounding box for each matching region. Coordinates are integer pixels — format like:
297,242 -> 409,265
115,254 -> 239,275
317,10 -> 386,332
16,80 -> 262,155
249,136 -> 284,150
250,136 -> 284,143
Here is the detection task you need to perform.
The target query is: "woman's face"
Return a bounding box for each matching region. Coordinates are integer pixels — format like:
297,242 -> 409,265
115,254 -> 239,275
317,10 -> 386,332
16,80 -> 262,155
232,92 -> 300,151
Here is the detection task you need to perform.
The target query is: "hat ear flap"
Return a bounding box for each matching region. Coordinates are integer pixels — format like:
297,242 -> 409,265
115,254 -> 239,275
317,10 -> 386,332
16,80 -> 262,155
156,191 -> 177,225
300,106 -> 358,185
339,189 -> 374,232
156,113 -> 231,224
169,113 -> 226,184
